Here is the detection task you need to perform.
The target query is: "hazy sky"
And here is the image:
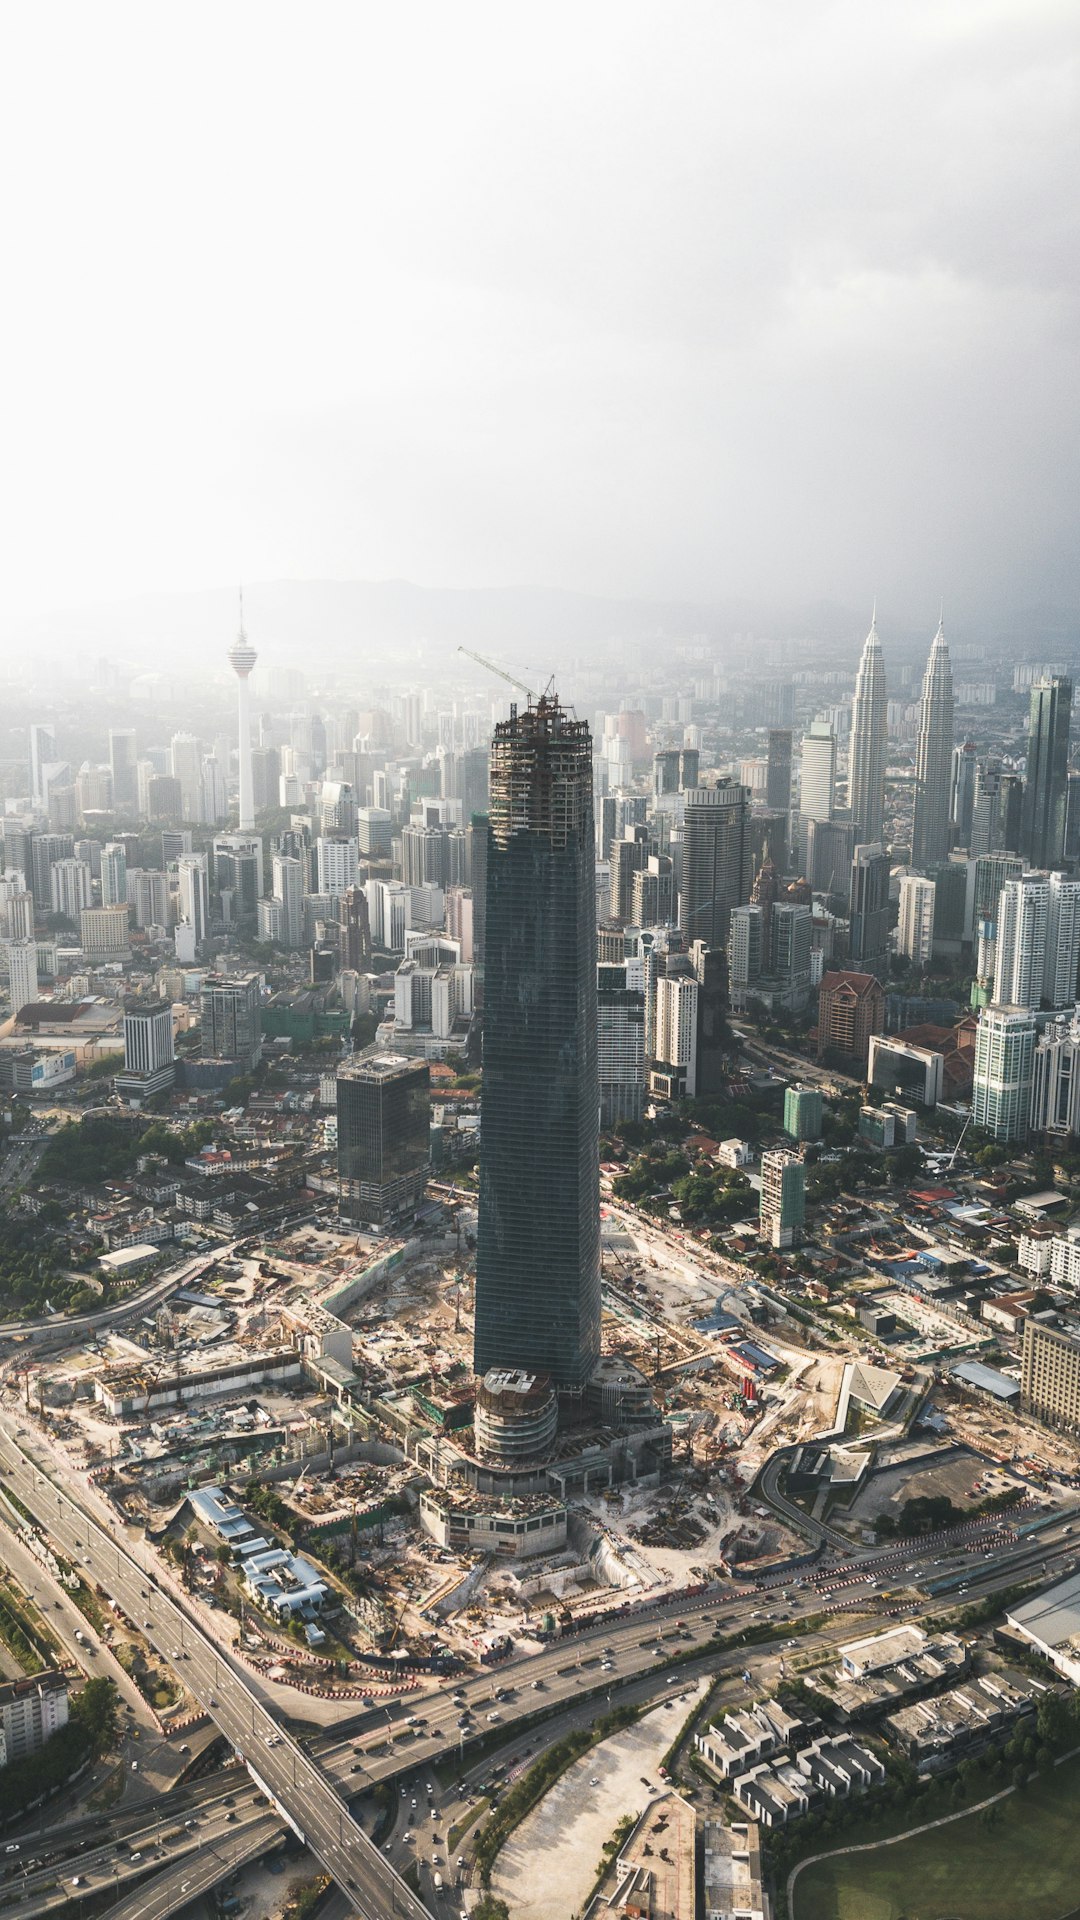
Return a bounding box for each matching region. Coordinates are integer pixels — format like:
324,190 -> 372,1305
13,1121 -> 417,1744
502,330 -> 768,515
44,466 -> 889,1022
2,1 -> 1077,625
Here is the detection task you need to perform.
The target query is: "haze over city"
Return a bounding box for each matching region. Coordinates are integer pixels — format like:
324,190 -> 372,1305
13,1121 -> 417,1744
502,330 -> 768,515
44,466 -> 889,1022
1,0 -> 1078,654
2,12 -> 1080,1920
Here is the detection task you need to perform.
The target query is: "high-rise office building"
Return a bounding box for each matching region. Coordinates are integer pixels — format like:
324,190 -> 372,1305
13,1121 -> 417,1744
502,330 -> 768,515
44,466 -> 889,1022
950,741 -> 977,849
108,729 -> 138,810
631,854 -> 675,928
849,844 -> 890,978
169,733 -> 202,821
896,874 -> 936,965
805,818 -> 855,900
50,858 -> 92,922
817,969 -> 885,1065
126,868 -> 169,931
341,885 -> 372,972
213,834 -> 263,925
4,940 -> 38,1016
760,1150 -> 806,1250
176,854 -> 210,949
229,604 -> 258,832
269,854 -> 304,949
1031,1006 -> 1080,1138
147,775 -> 183,822
970,761 -> 1023,859
100,842 -> 128,908
473,694 -> 601,1394
681,781 -> 752,949
610,824 -> 652,924
28,724 -> 56,807
653,749 -> 681,799
79,904 -> 131,957
199,973 -> 262,1071
911,621 -> 955,869
1066,772 -> 1080,866
972,1003 -> 1036,1141
784,1084 -> 822,1141
1021,677 -> 1073,872
1022,1317 -> 1080,1433
29,833 -> 72,908
651,970 -> 699,1099
799,720 -> 836,825
116,999 -> 176,1102
847,613 -> 887,843
316,835 -> 359,897
597,961 -> 646,1129
993,872 -> 1080,1011
336,1054 -> 431,1227
765,730 -> 793,811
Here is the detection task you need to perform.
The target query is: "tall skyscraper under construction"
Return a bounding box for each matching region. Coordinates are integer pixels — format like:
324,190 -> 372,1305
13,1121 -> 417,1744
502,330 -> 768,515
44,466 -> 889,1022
911,620 -> 955,870
473,693 -> 601,1394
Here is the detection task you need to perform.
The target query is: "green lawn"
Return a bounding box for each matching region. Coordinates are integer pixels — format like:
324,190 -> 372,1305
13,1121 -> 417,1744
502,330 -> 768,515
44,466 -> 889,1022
793,1753 -> 1080,1920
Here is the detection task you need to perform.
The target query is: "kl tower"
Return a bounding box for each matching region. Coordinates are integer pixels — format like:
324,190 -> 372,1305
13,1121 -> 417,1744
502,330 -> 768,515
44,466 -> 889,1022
229,592 -> 258,831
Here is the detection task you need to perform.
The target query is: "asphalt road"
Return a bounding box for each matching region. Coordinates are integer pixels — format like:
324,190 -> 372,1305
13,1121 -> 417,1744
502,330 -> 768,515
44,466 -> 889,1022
0,1422 -> 431,1920
4,1402 -> 1078,1920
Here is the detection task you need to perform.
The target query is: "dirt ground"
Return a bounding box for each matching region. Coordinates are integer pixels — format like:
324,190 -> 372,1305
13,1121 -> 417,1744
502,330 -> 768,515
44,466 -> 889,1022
492,1680 -> 707,1920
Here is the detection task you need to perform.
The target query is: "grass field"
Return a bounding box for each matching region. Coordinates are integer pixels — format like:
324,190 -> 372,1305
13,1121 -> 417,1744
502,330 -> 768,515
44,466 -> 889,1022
793,1752 -> 1080,1920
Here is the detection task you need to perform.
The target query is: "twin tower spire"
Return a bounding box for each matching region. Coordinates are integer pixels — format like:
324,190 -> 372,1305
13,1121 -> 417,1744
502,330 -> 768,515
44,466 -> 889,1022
847,609 -> 954,865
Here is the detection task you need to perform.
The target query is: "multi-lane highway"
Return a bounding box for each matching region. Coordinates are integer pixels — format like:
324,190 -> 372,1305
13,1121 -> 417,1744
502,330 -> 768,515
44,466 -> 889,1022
0,1422 -> 431,1920
3,1401 -> 1078,1920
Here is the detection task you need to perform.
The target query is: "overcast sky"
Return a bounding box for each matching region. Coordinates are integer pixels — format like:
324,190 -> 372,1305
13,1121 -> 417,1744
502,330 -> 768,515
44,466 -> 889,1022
1,0 -> 1077,628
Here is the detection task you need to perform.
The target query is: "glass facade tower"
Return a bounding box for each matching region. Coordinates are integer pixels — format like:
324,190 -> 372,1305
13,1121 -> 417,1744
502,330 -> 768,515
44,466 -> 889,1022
1021,676 -> 1073,871
473,694 -> 601,1392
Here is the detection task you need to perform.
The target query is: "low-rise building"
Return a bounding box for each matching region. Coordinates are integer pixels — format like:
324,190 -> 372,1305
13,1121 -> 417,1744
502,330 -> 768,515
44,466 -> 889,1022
1007,1571 -> 1080,1685
418,1487 -> 567,1559
695,1698 -> 811,1782
832,1626 -> 968,1718
733,1737 -> 885,1826
586,1792 -> 697,1919
885,1673 -> 1035,1772
702,1820 -> 768,1920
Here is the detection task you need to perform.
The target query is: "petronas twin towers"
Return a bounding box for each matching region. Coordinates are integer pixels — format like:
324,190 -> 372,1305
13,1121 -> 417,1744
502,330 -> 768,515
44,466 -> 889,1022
847,610 -> 954,867
848,611 -> 888,843
910,620 -> 955,868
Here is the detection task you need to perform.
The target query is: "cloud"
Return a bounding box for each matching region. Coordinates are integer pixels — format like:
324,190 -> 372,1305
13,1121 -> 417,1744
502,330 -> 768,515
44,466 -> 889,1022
0,0 -> 1076,628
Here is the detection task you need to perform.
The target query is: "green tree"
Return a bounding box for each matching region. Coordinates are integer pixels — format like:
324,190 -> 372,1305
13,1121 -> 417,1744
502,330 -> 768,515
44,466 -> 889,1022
71,1675 -> 118,1751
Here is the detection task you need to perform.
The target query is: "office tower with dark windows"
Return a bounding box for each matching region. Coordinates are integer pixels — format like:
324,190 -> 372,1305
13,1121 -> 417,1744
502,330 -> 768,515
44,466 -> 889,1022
848,844 -> 890,979
681,780 -> 752,950
108,729 -> 137,811
766,730 -> 793,811
970,760 -> 1023,858
199,972 -> 263,1073
337,1053 -> 430,1228
911,622 -> 955,869
473,694 -> 601,1394
847,613 -> 887,843
341,885 -> 372,971
1021,677 -> 1073,871
116,999 -> 176,1103
950,741 -> 977,849
805,818 -> 855,901
597,961 -> 646,1129
654,748 -> 680,799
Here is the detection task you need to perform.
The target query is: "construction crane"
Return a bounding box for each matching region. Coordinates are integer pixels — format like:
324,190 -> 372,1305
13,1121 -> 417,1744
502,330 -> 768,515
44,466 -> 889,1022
457,645 -> 534,703
948,1109 -> 974,1172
